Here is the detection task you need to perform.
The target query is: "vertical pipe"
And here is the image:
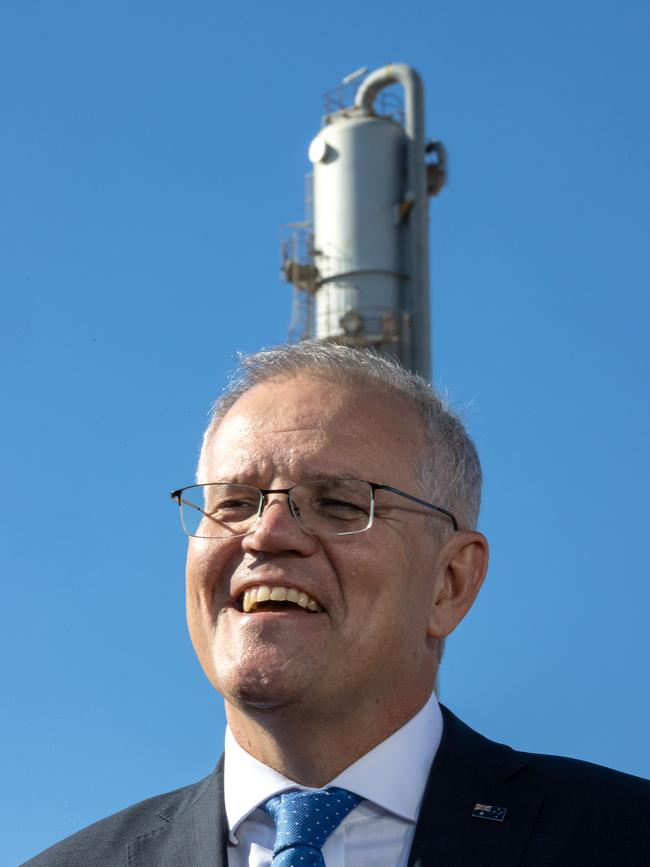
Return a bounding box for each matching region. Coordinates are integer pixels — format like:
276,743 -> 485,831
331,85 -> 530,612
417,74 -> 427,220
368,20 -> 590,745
354,64 -> 431,380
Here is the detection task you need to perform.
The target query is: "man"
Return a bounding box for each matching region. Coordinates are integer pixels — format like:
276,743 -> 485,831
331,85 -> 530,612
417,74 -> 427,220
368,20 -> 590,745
25,343 -> 649,866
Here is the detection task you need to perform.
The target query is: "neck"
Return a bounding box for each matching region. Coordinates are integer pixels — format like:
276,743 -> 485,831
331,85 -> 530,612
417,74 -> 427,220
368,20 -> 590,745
225,686 -> 434,787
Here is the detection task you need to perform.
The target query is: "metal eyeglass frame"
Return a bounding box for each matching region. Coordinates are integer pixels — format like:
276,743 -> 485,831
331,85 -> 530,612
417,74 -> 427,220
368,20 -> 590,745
170,479 -> 459,537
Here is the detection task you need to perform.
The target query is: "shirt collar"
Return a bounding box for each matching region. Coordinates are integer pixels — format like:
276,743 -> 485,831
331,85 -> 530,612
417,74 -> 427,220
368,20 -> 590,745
224,691 -> 443,841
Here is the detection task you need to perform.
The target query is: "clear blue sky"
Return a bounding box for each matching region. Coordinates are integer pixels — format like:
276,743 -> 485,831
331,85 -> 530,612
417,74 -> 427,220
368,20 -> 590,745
3,1 -> 649,862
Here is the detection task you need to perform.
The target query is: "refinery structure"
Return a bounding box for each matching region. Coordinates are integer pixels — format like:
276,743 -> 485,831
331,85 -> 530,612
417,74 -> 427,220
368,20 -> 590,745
282,63 -> 446,380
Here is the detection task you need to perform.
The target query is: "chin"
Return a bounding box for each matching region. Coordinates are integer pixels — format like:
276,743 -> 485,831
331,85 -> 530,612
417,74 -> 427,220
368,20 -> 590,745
212,645 -> 305,712
225,676 -> 303,713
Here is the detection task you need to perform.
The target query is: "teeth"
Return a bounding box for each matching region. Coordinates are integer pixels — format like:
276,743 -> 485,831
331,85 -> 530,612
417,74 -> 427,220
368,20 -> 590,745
240,585 -> 322,613
297,592 -> 309,609
242,588 -> 257,612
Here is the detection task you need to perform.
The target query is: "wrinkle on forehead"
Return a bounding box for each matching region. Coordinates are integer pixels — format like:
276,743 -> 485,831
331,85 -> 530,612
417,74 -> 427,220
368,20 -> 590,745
271,426 -> 323,433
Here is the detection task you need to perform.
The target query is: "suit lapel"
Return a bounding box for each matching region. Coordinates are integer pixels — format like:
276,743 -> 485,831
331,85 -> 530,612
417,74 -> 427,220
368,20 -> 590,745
407,706 -> 543,867
127,760 -> 229,867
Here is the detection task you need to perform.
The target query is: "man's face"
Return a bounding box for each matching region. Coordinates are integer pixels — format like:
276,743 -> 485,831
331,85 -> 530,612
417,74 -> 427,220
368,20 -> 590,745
185,376 -> 446,723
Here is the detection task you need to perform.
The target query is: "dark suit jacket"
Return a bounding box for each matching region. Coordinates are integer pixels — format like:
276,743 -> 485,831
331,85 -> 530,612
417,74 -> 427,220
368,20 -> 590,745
23,706 -> 650,866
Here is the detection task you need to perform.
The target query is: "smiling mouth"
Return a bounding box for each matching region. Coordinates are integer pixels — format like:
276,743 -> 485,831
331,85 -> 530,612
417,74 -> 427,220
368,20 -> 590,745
239,585 -> 324,614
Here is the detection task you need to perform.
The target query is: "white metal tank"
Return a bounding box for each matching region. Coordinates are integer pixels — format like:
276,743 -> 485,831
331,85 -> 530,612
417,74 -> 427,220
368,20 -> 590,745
308,113 -> 407,341
282,64 -> 446,379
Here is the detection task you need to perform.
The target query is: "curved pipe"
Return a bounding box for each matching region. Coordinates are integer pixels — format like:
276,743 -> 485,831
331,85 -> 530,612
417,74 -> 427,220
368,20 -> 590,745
354,64 -> 423,147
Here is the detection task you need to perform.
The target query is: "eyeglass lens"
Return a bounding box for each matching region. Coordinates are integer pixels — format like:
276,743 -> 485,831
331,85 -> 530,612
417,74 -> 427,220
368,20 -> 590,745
178,480 -> 374,538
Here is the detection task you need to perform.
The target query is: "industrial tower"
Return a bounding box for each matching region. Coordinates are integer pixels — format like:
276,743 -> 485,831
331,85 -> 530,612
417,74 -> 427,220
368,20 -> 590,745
282,63 -> 446,381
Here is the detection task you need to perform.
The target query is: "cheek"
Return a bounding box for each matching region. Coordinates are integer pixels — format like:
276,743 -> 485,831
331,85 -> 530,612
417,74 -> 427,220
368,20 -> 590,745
344,536 -> 433,632
322,546 -> 378,621
186,540 -> 234,602
185,543 -> 232,650
326,542 -> 405,628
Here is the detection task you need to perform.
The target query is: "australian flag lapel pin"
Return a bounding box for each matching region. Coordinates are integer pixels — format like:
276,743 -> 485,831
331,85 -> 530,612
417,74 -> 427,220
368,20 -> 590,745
472,803 -> 507,822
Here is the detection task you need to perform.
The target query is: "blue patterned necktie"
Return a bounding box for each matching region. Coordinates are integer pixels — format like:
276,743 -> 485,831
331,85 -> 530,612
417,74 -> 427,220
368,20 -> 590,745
262,787 -> 362,866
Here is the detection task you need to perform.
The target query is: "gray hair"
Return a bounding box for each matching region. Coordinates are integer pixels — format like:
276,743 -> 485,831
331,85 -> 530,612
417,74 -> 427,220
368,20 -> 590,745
196,342 -> 482,532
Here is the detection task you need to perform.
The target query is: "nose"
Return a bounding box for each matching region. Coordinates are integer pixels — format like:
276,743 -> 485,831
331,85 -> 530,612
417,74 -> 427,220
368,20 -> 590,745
241,493 -> 317,556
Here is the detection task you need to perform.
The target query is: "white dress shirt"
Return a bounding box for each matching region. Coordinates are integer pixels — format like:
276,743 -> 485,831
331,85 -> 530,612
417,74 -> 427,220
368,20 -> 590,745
224,692 -> 443,867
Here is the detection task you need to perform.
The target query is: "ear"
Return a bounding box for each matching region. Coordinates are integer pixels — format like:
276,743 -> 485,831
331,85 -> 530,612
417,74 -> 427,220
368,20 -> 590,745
427,531 -> 489,639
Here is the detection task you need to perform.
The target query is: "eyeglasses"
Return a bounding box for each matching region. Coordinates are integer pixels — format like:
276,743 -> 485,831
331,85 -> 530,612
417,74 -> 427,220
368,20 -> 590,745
170,479 -> 458,539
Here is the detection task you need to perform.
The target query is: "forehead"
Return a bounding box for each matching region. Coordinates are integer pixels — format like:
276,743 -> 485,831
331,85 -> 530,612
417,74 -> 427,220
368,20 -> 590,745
203,375 -> 425,485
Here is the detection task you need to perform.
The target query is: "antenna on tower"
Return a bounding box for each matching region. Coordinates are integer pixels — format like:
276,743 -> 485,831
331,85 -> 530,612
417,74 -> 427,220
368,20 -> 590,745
341,66 -> 368,85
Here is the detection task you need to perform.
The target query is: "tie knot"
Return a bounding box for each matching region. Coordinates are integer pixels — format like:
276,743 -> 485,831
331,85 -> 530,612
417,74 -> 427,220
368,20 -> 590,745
263,787 -> 362,859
